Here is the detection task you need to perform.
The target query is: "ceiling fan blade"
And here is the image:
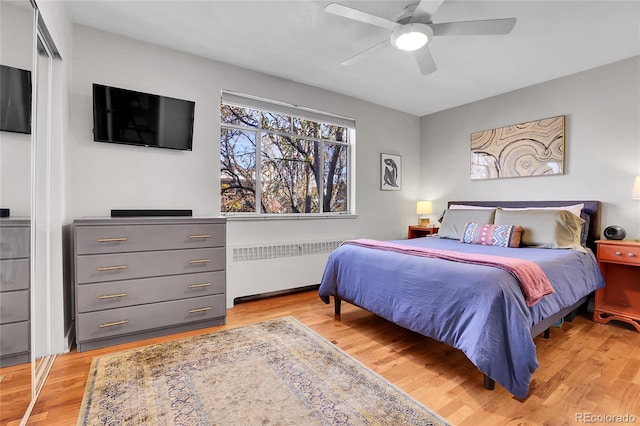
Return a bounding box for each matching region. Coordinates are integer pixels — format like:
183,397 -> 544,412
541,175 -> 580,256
325,3 -> 398,31
341,39 -> 390,66
410,0 -> 446,23
430,18 -> 516,36
414,47 -> 437,76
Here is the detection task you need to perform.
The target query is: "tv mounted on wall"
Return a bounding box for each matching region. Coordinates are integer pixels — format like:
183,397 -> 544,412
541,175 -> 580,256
0,65 -> 32,134
92,84 -> 195,151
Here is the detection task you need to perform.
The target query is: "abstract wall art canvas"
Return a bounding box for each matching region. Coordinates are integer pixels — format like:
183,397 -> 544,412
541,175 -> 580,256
470,115 -> 565,180
380,153 -> 401,190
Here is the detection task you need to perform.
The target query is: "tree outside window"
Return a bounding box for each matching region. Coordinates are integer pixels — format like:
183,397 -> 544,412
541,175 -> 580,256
220,101 -> 351,215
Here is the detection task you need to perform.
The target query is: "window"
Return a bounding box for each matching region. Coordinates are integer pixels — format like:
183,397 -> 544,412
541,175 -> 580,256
220,92 -> 353,215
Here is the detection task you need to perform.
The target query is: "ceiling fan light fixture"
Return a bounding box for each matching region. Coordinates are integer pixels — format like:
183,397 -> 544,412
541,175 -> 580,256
390,23 -> 433,51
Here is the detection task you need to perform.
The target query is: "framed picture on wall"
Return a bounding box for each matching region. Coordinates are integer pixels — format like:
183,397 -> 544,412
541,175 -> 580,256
470,115 -> 565,180
380,153 -> 401,191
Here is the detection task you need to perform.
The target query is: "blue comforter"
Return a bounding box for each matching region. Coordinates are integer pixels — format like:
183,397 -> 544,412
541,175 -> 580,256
318,237 -> 605,398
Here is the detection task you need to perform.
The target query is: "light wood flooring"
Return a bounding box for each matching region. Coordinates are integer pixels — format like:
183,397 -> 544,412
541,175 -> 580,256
3,290 -> 640,425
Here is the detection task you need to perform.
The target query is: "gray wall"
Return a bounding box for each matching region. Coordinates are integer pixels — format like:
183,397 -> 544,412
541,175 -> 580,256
420,56 -> 640,238
0,2 -> 32,216
68,25 -> 422,307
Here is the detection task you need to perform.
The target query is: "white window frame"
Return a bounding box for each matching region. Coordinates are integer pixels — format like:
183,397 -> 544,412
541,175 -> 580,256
220,91 -> 356,218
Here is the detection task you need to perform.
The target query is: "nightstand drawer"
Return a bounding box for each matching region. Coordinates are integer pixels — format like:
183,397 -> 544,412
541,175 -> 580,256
75,223 -> 225,255
598,244 -> 640,266
77,294 -> 226,342
408,226 -> 439,239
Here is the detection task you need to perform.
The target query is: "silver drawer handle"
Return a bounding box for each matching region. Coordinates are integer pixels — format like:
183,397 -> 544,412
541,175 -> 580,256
97,237 -> 128,243
188,259 -> 211,264
97,265 -> 128,271
189,307 -> 212,314
188,283 -> 211,289
99,319 -> 128,328
629,253 -> 636,257
98,293 -> 128,299
615,251 -> 622,256
189,234 -> 211,239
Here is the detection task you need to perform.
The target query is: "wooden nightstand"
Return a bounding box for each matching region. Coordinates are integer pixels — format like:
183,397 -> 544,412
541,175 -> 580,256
594,240 -> 640,332
408,225 -> 439,239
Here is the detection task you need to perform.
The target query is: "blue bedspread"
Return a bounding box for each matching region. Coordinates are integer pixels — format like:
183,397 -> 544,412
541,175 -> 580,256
318,237 -> 605,398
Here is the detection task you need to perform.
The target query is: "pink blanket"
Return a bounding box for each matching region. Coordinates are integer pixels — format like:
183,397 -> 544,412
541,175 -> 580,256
344,239 -> 554,306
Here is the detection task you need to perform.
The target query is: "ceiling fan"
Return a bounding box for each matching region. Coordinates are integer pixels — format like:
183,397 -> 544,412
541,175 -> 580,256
324,0 -> 517,76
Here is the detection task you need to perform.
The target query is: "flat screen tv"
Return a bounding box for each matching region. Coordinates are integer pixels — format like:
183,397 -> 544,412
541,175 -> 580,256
0,65 -> 32,134
92,84 -> 195,150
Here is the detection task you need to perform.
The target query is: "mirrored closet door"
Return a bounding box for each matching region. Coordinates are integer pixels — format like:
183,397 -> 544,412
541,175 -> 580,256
32,15 -> 58,400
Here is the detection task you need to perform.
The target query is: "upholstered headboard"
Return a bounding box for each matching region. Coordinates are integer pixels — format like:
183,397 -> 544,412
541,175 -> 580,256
447,200 -> 601,251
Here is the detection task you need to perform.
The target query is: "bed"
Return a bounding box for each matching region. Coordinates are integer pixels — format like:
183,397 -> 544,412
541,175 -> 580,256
318,200 -> 605,399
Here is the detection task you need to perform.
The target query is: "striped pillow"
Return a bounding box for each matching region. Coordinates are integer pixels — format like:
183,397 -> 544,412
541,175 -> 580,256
461,222 -> 523,248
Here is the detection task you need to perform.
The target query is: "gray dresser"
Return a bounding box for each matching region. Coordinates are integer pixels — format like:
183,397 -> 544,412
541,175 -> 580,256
0,218 -> 30,367
73,217 -> 226,352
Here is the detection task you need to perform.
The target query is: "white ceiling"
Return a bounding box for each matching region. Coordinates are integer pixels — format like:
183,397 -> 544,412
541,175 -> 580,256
65,0 -> 640,116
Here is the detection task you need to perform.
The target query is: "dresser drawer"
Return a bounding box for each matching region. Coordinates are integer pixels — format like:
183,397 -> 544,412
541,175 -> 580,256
75,223 -> 225,255
0,321 -> 30,355
0,290 -> 29,324
0,258 -> 29,291
77,270 -> 226,313
77,294 -> 225,342
598,244 -> 640,266
76,247 -> 225,284
0,226 -> 29,259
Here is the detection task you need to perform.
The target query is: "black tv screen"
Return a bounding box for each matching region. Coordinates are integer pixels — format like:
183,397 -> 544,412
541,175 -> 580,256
0,65 -> 32,134
93,84 -> 195,150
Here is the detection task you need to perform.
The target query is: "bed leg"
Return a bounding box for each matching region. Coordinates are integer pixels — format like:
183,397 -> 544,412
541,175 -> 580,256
334,297 -> 342,315
543,328 -> 550,339
564,309 -> 578,322
483,374 -> 495,391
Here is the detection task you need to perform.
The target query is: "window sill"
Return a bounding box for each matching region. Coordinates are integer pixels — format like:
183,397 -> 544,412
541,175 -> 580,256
224,213 -> 358,221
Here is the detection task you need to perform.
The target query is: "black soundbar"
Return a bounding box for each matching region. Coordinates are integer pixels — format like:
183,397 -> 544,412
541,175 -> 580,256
110,209 -> 192,217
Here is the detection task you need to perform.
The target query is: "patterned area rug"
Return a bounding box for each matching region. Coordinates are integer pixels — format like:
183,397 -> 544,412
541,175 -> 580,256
77,316 -> 449,425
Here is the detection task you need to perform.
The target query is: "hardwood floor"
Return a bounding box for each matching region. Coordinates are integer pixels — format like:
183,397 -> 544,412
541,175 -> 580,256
4,290 -> 640,425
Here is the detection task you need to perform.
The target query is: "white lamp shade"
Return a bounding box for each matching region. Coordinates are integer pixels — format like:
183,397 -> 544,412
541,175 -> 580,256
416,200 -> 433,215
633,176 -> 640,200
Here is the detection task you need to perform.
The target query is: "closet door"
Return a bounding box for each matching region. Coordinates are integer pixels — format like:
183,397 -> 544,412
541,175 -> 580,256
31,13 -> 58,401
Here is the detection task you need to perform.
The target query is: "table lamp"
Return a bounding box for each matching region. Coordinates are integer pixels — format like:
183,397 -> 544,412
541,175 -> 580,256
416,200 -> 433,226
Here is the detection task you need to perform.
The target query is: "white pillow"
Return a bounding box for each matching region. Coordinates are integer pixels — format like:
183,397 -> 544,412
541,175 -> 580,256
449,204 -> 496,210
500,203 -> 584,218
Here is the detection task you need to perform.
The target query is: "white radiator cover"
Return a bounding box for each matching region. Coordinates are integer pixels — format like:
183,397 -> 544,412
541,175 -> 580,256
232,239 -> 345,262
227,237 -> 352,307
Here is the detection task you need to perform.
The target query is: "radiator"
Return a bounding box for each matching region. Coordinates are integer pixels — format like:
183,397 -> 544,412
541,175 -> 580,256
232,239 -> 347,262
